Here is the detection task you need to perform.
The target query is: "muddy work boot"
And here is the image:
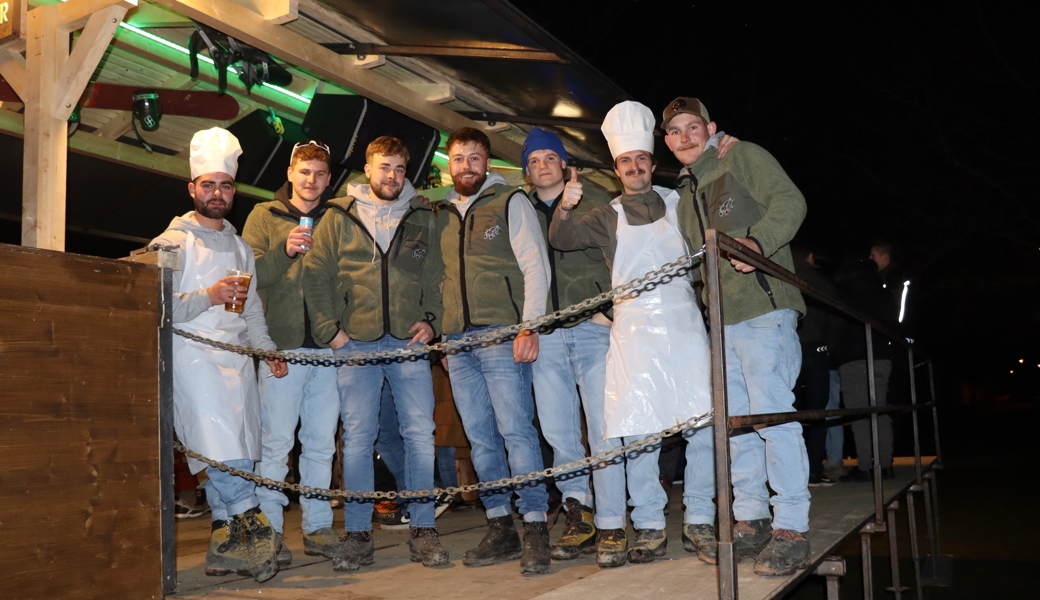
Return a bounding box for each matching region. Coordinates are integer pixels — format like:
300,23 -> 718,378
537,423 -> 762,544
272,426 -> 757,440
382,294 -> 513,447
332,530 -> 375,572
205,520 -> 242,576
409,527 -> 451,567
627,528 -> 667,564
303,526 -> 344,558
550,498 -> 596,560
234,508 -> 279,583
682,523 -> 718,565
754,529 -> 810,577
733,517 -> 772,561
462,515 -> 523,567
520,521 -> 551,575
596,528 -> 628,569
274,532 -> 292,567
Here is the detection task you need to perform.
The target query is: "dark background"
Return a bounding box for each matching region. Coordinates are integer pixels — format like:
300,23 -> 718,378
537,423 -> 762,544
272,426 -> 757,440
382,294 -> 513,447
519,0 -> 1040,404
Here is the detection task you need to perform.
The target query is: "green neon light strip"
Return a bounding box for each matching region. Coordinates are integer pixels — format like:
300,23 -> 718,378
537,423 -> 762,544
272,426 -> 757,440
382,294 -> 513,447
117,22 -> 310,104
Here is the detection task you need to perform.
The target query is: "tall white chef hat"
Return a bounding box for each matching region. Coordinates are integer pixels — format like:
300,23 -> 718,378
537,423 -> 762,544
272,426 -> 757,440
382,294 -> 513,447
189,127 -> 243,180
601,101 -> 656,160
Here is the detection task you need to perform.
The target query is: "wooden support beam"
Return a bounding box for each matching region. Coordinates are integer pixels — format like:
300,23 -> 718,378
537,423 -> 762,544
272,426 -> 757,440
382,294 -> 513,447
55,0 -> 137,33
230,0 -> 298,25
353,54 -> 384,69
54,5 -> 130,121
2,108 -> 273,201
22,4 -> 68,250
0,47 -> 25,100
153,0 -> 525,164
399,82 -> 456,104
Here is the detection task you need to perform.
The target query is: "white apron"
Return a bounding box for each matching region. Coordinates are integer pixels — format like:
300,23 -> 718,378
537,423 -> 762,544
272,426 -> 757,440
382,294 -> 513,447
172,230 -> 262,473
602,187 -> 712,438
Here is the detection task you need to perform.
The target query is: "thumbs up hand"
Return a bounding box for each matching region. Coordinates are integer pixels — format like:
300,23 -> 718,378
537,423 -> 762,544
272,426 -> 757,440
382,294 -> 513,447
560,167 -> 583,212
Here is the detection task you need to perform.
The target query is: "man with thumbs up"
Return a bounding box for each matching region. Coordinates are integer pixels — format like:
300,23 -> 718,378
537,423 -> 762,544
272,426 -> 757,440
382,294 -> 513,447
522,128 -> 621,566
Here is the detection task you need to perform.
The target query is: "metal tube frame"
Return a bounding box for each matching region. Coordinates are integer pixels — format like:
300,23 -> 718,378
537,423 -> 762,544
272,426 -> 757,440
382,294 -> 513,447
700,230 -> 945,599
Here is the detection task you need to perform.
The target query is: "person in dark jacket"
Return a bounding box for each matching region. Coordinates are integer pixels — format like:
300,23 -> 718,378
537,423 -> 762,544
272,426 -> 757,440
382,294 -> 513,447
832,259 -> 900,482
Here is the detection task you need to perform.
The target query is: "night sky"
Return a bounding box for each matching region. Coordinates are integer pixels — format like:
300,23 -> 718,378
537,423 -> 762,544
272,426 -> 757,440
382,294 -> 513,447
519,0 -> 1040,394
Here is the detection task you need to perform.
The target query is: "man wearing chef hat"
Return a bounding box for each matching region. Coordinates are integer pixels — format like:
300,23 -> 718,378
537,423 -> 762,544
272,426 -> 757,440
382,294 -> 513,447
661,96 -> 811,577
549,101 -> 715,567
150,127 -> 287,583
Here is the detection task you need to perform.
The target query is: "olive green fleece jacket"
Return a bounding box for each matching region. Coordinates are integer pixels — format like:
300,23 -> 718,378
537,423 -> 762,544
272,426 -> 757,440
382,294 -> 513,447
675,141 -> 807,325
302,194 -> 444,343
240,184 -> 329,349
530,181 -> 613,324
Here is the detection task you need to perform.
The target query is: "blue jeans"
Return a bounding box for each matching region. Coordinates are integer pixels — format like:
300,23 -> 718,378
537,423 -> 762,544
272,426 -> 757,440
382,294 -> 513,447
725,310 -> 810,533
436,446 -> 458,488
533,320 -> 627,528
683,425 -> 717,526
208,459 -> 259,520
825,369 -> 844,465
624,437 -> 666,530
531,320 -> 617,507
336,337 -> 437,531
376,381 -> 408,489
445,327 -> 548,521
256,349 -> 340,534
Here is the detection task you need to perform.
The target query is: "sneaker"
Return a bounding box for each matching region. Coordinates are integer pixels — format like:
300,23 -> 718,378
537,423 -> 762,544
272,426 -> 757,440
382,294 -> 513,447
375,500 -> 410,530
839,469 -> 872,483
303,526 -> 344,558
596,528 -> 627,568
520,521 -> 551,575
434,493 -> 455,518
682,523 -> 718,564
808,473 -> 836,487
462,515 -> 522,567
175,498 -> 208,519
550,498 -> 596,560
274,532 -> 292,566
332,530 -> 375,572
753,528 -> 810,577
627,528 -> 666,564
733,518 -> 772,561
409,527 -> 450,567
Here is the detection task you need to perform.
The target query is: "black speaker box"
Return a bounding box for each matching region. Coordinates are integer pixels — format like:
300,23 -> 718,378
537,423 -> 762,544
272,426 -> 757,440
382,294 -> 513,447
229,109 -> 350,194
301,94 -> 439,186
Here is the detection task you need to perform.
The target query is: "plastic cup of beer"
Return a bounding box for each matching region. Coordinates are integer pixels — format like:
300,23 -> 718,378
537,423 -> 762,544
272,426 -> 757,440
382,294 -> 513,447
225,268 -> 252,313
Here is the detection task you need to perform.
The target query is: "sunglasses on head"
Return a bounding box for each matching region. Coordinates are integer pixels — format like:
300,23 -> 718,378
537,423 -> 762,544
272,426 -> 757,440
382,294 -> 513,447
292,140 -> 331,156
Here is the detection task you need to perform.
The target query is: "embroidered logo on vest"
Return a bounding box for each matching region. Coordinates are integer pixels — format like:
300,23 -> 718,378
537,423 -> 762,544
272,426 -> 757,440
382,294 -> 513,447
484,225 -> 502,240
412,247 -> 426,260
719,197 -> 735,217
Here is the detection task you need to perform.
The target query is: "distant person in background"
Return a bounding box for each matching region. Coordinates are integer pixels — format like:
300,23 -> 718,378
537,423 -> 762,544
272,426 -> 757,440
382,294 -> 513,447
791,244 -> 842,487
833,259 -> 899,482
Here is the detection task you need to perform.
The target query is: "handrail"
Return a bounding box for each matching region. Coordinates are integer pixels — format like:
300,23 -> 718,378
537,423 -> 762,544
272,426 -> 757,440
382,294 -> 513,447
702,229 -> 941,600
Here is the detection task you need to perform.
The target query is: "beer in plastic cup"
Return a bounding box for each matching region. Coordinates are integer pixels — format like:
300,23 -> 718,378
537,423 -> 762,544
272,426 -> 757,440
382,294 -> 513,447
224,268 -> 252,313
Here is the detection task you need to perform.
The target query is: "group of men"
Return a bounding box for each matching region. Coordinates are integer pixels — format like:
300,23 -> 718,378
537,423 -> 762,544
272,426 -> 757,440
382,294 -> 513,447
154,93 -> 811,585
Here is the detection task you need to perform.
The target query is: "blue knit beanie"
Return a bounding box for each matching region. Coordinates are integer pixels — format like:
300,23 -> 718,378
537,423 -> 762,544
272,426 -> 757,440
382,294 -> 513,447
521,128 -> 568,174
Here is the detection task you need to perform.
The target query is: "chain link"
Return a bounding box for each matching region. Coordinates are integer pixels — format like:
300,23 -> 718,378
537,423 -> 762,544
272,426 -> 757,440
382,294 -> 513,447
175,410 -> 714,500
172,248 -> 706,364
170,246 -> 710,498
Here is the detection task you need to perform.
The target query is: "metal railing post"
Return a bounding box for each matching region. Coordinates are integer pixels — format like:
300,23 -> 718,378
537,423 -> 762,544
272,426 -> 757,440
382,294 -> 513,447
705,229 -> 736,600
886,501 -> 910,598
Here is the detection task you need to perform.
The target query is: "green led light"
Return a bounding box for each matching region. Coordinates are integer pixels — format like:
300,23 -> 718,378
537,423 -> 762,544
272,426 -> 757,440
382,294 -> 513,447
117,22 -> 310,105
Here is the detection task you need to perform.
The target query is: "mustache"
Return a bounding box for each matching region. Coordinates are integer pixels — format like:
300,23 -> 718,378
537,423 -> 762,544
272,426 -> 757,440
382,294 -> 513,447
623,168 -> 647,176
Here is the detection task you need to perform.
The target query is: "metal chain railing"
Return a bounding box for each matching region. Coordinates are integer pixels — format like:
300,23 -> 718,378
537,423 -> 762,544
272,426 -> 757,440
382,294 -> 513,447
172,248 -> 706,365
175,410 -> 714,500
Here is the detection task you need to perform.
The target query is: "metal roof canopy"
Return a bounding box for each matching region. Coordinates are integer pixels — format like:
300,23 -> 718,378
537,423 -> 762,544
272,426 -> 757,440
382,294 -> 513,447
0,0 -> 630,252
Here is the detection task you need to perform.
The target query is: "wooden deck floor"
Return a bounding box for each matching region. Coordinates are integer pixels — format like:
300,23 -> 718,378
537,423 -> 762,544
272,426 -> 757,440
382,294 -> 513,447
171,457 -> 936,599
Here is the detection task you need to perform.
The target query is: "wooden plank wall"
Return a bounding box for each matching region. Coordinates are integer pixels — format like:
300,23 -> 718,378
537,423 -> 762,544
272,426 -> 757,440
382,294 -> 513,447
0,243 -> 162,599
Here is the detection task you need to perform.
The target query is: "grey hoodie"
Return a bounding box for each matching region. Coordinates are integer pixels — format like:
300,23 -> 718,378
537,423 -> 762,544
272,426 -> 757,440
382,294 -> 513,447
346,177 -> 418,261
151,212 -> 275,351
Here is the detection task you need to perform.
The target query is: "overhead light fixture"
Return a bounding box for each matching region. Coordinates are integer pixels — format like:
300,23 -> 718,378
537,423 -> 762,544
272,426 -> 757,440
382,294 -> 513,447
132,90 -> 162,131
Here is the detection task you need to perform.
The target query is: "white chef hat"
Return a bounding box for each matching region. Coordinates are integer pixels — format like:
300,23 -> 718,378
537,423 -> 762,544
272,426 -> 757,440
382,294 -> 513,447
601,101 -> 656,159
189,127 -> 243,180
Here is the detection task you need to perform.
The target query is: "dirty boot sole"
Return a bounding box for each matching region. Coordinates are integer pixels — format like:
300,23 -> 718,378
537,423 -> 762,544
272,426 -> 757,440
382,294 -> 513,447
462,548 -> 523,567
